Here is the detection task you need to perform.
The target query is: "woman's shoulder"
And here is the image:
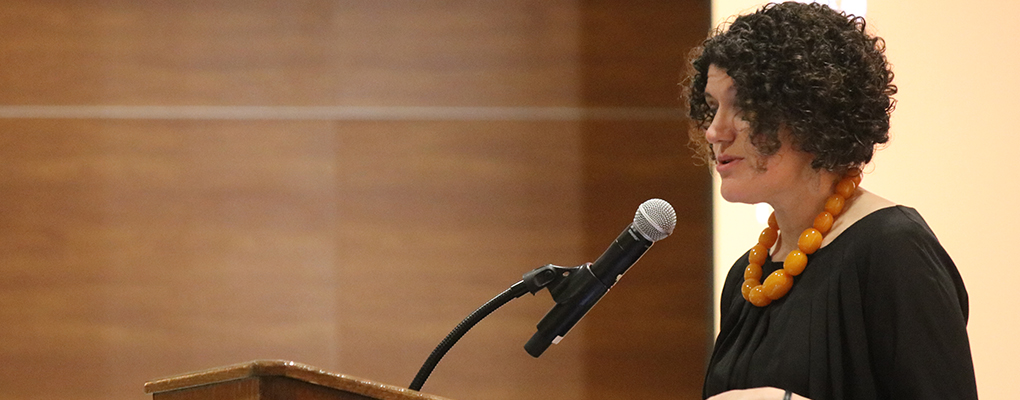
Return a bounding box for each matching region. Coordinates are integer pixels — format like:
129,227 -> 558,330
844,206 -> 936,244
825,194 -> 957,289
823,188 -> 940,248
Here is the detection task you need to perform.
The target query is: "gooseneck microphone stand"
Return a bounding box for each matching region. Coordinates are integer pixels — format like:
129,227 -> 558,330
408,263 -> 582,391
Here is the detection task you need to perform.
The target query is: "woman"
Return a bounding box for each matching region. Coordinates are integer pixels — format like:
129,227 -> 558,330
683,3 -> 978,400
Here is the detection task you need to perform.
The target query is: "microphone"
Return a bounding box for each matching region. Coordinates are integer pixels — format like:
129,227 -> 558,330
524,198 -> 676,357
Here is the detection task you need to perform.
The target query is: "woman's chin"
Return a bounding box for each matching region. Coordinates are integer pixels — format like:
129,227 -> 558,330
718,187 -> 758,205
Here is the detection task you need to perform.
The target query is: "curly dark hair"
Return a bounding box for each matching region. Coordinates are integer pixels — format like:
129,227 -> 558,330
684,2 -> 897,173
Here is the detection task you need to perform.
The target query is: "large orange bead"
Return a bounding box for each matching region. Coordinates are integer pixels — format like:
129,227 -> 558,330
851,174 -> 862,186
767,212 -> 778,230
741,278 -> 759,301
784,250 -> 808,276
825,194 -> 846,216
763,269 -> 793,300
748,285 -> 772,307
748,244 -> 769,266
798,228 -> 823,254
758,227 -> 779,248
813,211 -> 834,234
836,178 -> 857,198
744,263 -> 762,281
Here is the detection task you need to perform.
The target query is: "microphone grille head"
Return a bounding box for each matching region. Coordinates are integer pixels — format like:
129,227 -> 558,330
633,198 -> 676,242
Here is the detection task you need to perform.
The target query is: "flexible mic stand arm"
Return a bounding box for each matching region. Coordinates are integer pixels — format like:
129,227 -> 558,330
408,264 -> 582,391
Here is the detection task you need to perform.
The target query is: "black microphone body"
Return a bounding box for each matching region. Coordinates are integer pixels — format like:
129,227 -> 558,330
524,224 -> 653,357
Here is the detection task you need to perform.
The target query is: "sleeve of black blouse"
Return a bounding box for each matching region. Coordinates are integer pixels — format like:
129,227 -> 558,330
860,213 -> 978,399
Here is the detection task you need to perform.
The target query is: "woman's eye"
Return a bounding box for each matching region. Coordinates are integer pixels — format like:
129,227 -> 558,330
702,110 -> 716,129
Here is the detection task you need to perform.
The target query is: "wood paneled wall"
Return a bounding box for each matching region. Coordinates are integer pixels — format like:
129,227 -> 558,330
0,1 -> 711,400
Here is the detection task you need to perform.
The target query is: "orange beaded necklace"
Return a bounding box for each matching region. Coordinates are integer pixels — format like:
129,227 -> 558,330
741,168 -> 862,307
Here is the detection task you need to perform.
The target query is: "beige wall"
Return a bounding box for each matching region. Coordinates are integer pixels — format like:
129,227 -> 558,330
710,0 -> 1017,398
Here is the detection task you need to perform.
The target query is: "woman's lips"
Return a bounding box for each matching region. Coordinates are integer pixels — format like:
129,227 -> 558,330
715,154 -> 741,174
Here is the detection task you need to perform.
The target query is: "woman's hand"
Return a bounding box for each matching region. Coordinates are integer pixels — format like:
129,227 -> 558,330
706,387 -> 807,400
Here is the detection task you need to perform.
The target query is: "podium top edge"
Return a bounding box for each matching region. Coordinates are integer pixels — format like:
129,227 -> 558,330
143,359 -> 452,400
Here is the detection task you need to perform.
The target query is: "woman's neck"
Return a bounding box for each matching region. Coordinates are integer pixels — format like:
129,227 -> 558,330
769,170 -> 840,260
769,183 -> 897,261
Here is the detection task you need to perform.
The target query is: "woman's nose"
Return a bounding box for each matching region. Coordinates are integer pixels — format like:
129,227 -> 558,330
705,111 -> 733,144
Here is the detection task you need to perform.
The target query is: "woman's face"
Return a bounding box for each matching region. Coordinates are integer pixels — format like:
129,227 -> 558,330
703,64 -> 818,206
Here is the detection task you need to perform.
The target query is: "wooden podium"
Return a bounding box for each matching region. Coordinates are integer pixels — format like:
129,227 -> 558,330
144,360 -> 453,400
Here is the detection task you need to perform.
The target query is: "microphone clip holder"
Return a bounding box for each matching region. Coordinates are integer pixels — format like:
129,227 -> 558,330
521,263 -> 588,299
522,262 -> 609,357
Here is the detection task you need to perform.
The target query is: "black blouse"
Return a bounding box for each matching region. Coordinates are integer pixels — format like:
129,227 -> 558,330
703,206 -> 978,400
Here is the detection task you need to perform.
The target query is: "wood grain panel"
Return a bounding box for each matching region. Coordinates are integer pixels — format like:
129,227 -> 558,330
0,0 -> 580,107
0,122 -> 591,400
579,122 -> 712,400
329,121 -> 589,399
580,0 -> 713,107
0,125 -> 343,400
577,2 -> 713,397
0,1 -> 711,400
